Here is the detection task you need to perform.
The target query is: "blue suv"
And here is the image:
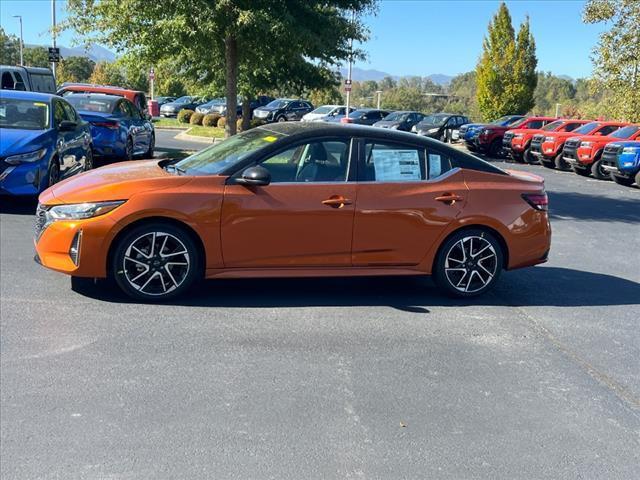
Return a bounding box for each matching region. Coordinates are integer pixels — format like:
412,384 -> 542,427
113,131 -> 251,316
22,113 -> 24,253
460,115 -> 524,152
601,140 -> 640,187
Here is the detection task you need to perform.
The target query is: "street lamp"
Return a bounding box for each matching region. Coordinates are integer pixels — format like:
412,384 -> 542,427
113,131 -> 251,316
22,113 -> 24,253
375,90 -> 382,109
12,15 -> 23,66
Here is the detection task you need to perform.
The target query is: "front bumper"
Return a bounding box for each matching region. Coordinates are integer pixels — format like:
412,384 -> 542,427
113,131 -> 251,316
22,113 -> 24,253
0,159 -> 48,196
34,210 -> 117,278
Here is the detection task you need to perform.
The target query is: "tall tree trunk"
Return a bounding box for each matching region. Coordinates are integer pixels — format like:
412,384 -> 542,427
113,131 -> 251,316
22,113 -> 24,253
225,35 -> 238,137
241,94 -> 252,131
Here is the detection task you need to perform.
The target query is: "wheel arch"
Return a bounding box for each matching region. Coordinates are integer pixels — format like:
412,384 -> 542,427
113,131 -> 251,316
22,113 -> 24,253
430,224 -> 510,274
106,216 -> 206,279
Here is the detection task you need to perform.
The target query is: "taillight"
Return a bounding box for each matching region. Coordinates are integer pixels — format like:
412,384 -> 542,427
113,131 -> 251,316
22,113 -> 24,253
522,192 -> 548,211
91,121 -> 120,130
340,117 -> 352,124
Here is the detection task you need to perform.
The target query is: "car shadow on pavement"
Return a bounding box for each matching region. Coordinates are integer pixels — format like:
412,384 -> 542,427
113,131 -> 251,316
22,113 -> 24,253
548,191 -> 640,223
72,266 -> 639,311
0,195 -> 38,215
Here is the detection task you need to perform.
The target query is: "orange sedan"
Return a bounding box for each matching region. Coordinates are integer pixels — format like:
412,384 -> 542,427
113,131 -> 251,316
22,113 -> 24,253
35,123 -> 551,300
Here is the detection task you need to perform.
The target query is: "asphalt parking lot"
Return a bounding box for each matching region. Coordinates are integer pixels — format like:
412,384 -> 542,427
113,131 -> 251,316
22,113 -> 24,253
1,133 -> 639,479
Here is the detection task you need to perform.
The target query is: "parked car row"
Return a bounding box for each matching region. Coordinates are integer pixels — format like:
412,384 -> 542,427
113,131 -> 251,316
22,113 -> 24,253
460,113 -> 640,188
1,87 -> 155,196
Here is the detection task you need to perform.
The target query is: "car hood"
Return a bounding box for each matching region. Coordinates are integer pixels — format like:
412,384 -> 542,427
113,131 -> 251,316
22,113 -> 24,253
255,106 -> 279,112
373,121 -> 400,128
0,128 -> 50,157
39,160 -> 191,205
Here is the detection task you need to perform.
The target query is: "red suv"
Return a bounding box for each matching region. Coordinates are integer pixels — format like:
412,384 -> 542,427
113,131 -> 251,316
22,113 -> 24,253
503,119 -> 589,163
57,83 -> 148,115
475,117 -> 555,157
565,124 -> 638,178
531,121 -> 625,170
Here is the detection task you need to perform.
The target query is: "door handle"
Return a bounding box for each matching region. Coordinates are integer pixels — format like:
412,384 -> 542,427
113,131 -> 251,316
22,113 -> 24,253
435,193 -> 463,204
322,196 -> 353,208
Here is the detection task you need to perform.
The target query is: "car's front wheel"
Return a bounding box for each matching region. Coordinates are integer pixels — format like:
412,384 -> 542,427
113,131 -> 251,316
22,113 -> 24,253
554,152 -> 570,171
611,174 -> 634,186
112,223 -> 201,301
434,229 -> 503,297
590,157 -> 608,180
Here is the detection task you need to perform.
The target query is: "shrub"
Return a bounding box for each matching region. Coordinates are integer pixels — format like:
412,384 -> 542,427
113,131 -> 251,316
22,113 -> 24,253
218,116 -> 227,128
177,109 -> 194,124
202,113 -> 221,127
250,119 -> 266,129
190,112 -> 204,125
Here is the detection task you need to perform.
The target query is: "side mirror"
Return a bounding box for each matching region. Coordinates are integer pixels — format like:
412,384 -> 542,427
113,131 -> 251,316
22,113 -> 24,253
59,120 -> 77,131
235,165 -> 271,186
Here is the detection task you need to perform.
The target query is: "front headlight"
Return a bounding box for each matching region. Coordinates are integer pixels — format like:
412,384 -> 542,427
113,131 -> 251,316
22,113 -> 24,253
427,128 -> 439,134
622,147 -> 640,154
581,141 -> 593,148
46,201 -> 125,221
5,148 -> 47,165
544,136 -> 555,142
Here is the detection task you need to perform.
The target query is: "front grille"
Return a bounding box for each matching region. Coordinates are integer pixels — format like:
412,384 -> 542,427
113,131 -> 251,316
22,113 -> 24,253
34,204 -> 49,241
564,139 -> 580,149
601,144 -> 622,169
563,140 -> 579,160
530,134 -> 544,153
503,132 -> 514,147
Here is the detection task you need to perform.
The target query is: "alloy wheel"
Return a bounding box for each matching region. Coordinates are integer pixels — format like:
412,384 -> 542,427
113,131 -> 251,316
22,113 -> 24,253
48,161 -> 60,186
122,231 -> 190,296
444,235 -> 498,293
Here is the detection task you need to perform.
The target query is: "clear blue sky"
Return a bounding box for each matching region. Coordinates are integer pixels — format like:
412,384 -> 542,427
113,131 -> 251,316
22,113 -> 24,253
1,0 -> 604,79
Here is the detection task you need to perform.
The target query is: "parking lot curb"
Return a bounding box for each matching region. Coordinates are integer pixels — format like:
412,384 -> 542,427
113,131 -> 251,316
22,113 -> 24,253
175,129 -> 223,144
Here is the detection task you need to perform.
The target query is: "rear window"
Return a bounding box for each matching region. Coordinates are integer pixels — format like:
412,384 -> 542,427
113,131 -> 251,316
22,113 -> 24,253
66,96 -> 117,113
28,73 -> 56,93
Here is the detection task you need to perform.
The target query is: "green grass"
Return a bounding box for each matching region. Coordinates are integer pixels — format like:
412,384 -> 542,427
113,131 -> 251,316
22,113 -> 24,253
152,118 -> 187,129
187,125 -> 226,139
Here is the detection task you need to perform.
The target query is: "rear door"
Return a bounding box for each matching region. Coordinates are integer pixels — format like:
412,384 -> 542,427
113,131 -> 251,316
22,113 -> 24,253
221,137 -> 357,267
352,139 -> 467,266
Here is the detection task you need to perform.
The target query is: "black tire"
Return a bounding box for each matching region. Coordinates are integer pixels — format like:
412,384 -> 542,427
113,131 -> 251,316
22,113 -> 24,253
144,133 -> 155,159
554,152 -> 570,171
84,147 -> 94,171
124,137 -> 134,161
572,165 -> 591,177
433,228 -> 504,298
46,157 -> 60,188
524,146 -> 537,164
611,174 -> 634,186
540,158 -> 555,169
111,222 -> 201,301
276,115 -> 287,123
590,156 -> 608,180
488,139 -> 502,158
635,171 -> 640,187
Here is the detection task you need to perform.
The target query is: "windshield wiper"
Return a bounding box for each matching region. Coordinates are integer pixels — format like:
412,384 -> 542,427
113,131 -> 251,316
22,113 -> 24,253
165,164 -> 187,176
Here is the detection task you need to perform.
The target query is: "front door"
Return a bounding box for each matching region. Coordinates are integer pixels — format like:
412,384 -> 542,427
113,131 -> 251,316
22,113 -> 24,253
221,138 -> 356,268
352,139 -> 467,266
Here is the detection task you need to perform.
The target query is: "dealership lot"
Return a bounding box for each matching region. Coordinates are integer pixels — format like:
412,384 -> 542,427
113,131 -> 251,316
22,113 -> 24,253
1,137 -> 639,479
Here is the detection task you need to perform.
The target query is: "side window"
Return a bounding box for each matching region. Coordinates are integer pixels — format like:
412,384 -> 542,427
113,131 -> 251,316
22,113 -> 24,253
564,122 -> 583,132
290,101 -> 301,110
363,141 -> 425,182
53,101 -> 70,127
115,101 -> 129,116
527,120 -> 544,129
260,139 -> 351,183
446,117 -> 456,127
426,148 -> 454,180
126,101 -> 141,119
598,125 -> 620,136
1,72 -> 15,89
13,71 -> 27,90
61,102 -> 78,122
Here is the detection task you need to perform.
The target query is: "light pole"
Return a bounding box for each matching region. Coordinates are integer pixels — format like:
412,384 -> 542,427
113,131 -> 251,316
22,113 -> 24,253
51,0 -> 57,77
345,10 -> 355,114
375,90 -> 382,109
12,15 -> 23,66
555,103 -> 561,118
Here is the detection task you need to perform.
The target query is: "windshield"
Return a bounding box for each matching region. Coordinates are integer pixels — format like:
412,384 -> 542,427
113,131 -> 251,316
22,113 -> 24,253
0,98 -> 50,130
349,110 -> 368,119
266,99 -> 290,109
311,106 -> 336,114
541,120 -> 564,131
420,114 -> 448,126
175,127 -> 287,175
66,96 -> 117,113
610,125 -> 639,139
383,112 -> 408,122
573,122 -> 599,135
175,96 -> 192,104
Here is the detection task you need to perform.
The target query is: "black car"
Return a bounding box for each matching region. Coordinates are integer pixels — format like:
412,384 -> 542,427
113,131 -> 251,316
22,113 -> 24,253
154,96 -> 176,107
252,99 -> 314,123
373,111 -> 425,131
199,95 -> 275,118
413,113 -> 471,142
338,108 -> 390,125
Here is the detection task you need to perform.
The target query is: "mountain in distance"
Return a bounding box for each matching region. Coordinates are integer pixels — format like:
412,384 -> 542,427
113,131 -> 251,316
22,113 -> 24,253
25,43 -> 116,63
339,67 -> 453,85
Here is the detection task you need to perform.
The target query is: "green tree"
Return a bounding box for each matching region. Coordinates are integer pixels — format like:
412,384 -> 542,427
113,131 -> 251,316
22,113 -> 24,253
476,3 -> 537,120
23,47 -> 50,68
0,27 -> 20,65
65,0 -> 376,136
583,0 -> 640,121
89,61 -> 126,86
533,72 -> 576,116
57,56 -> 96,83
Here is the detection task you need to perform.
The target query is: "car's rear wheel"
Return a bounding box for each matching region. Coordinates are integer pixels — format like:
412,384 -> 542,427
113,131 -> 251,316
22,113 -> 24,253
145,133 -> 155,159
635,171 -> 640,187
488,139 -> 502,158
277,115 -> 286,123
590,157 -> 608,180
611,174 -> 634,186
112,223 -> 200,301
124,137 -> 134,161
434,229 -> 503,298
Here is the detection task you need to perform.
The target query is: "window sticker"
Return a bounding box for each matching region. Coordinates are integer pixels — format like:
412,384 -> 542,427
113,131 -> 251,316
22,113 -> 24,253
263,135 -> 278,142
372,149 -> 421,181
428,153 -> 442,178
